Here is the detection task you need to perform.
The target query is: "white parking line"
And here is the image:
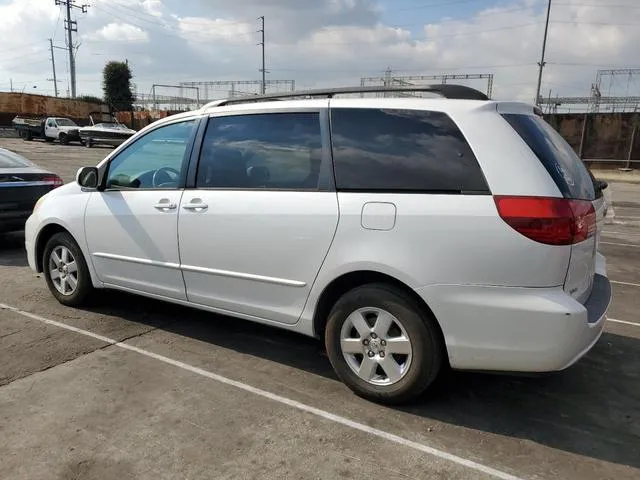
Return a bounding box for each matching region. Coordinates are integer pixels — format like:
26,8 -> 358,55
602,231 -> 640,236
0,302 -> 523,480
608,318 -> 640,327
611,280 -> 640,288
600,241 -> 640,248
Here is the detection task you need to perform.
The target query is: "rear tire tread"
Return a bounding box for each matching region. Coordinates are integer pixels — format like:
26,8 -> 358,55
324,283 -> 444,405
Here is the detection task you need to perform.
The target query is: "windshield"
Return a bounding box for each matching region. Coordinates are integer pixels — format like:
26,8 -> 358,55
0,149 -> 35,168
55,118 -> 77,127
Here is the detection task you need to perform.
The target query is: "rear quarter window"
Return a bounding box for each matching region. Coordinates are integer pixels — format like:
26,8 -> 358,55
330,108 -> 489,193
501,113 -> 595,201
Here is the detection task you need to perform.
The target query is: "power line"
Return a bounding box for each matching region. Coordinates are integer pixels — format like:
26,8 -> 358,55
392,0 -> 484,12
92,3 -> 255,45
554,2 -> 640,8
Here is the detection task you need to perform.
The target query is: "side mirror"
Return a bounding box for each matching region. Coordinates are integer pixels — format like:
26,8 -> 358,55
597,180 -> 608,191
76,166 -> 99,189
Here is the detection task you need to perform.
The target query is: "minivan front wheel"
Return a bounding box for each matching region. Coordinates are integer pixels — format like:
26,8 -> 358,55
43,232 -> 94,306
325,284 -> 443,404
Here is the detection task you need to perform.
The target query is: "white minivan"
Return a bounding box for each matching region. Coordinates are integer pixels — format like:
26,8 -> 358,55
25,85 -> 611,403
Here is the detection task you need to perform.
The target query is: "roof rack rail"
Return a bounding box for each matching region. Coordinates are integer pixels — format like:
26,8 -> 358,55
204,84 -> 489,108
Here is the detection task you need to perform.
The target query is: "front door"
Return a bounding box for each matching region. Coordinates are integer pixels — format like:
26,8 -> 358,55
44,119 -> 58,139
84,118 -> 198,299
178,110 -> 339,324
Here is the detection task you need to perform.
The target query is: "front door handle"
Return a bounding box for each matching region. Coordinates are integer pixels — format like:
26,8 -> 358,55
154,202 -> 177,211
182,203 -> 208,211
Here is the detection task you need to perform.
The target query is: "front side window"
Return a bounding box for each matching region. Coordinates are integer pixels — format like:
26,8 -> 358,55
330,108 -> 488,193
105,119 -> 196,190
197,112 -> 323,190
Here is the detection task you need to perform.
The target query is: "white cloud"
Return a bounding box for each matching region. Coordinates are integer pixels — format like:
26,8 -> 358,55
0,0 -> 638,105
89,22 -> 149,43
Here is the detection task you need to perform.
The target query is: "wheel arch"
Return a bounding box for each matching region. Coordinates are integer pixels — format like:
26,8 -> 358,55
35,223 -> 71,272
312,270 -> 446,353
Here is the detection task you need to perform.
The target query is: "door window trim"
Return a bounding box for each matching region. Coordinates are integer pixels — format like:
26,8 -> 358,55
101,116 -> 203,192
187,109 -> 335,192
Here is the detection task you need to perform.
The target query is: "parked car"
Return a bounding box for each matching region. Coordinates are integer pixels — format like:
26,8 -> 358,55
24,85 -> 612,404
0,148 -> 63,233
12,116 -> 81,145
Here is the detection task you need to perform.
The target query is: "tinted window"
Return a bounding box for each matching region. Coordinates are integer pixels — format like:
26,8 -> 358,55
105,120 -> 196,189
197,113 -> 322,190
330,108 -> 488,193
502,114 -> 595,201
0,150 -> 34,168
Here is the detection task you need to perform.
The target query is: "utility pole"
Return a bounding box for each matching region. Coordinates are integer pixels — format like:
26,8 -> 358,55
258,16 -> 266,94
49,38 -> 59,97
55,0 -> 88,98
535,0 -> 552,105
10,79 -> 13,92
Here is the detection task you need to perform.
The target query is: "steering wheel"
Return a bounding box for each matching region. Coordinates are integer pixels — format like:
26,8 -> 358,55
152,166 -> 180,188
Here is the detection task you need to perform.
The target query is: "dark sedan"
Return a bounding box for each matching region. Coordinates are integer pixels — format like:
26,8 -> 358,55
0,148 -> 63,233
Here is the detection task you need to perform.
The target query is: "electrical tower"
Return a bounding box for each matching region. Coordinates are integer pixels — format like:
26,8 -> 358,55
55,0 -> 88,98
179,80 -> 295,102
361,70 -> 494,98
538,68 -> 640,113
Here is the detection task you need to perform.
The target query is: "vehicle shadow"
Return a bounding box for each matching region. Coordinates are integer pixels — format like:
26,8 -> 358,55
0,232 -> 28,267
80,289 -> 640,471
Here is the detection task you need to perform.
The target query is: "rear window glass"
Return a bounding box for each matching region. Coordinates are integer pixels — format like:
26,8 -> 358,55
502,114 -> 595,201
0,150 -> 33,168
330,108 -> 489,193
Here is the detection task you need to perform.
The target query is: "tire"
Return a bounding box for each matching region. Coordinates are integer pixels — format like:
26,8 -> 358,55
42,232 -> 94,307
59,133 -> 68,145
24,131 -> 33,141
325,283 -> 444,404
85,138 -> 93,148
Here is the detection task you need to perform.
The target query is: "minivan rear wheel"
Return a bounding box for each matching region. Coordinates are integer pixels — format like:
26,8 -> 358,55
325,284 -> 443,404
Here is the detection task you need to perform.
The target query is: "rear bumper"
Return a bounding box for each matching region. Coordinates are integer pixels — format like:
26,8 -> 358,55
415,266 -> 611,372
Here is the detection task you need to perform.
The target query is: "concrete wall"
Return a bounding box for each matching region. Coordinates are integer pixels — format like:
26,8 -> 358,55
114,110 -> 177,130
546,112 -> 639,161
0,92 -> 108,127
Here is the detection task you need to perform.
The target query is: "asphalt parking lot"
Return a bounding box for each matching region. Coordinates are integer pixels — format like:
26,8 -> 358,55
1,138 -> 639,480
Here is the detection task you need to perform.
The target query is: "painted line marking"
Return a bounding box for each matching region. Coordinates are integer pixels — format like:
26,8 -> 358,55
611,280 -> 640,288
608,318 -> 640,327
600,241 -> 640,248
602,231 -> 640,236
0,302 -> 523,480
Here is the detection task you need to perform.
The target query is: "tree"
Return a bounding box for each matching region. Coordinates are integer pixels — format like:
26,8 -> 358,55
77,95 -> 104,105
102,61 -> 134,111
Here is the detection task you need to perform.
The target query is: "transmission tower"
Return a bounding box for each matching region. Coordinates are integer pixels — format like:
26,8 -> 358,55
361,71 -> 494,98
54,0 -> 88,98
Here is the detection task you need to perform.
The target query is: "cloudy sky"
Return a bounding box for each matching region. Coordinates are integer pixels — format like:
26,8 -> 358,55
0,0 -> 639,106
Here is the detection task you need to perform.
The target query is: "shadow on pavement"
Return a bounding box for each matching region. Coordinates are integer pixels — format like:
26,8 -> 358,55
81,290 -> 640,471
0,232 -> 28,267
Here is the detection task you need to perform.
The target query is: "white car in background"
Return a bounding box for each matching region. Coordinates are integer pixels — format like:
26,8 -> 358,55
24,85 -> 612,404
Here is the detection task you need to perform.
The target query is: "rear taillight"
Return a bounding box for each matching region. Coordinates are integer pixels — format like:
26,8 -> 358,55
43,175 -> 64,188
494,196 -> 596,246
